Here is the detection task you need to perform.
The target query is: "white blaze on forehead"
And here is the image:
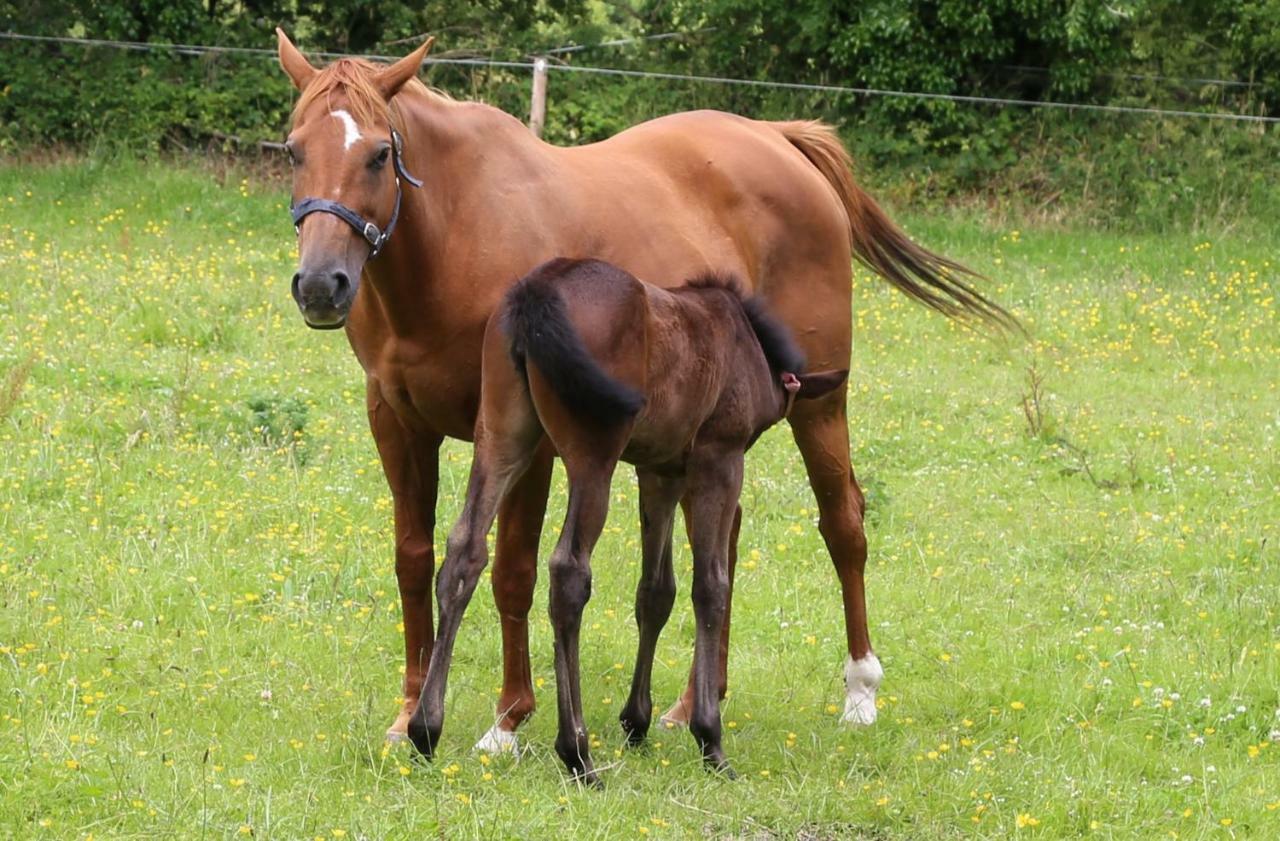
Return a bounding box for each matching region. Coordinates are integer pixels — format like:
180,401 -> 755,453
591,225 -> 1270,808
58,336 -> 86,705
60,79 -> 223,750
330,109 -> 363,151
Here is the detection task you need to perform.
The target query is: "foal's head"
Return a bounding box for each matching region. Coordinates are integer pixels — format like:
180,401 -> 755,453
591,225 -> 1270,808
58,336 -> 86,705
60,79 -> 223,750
276,30 -> 432,329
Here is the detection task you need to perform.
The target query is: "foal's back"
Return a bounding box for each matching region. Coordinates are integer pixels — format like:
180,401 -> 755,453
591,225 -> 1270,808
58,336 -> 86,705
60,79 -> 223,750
499,259 -> 779,468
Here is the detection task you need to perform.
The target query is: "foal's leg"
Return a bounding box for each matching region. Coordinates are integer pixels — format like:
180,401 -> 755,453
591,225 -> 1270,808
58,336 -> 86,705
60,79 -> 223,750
790,394 -> 882,726
408,429 -> 539,758
660,504 -> 739,728
619,468 -> 684,744
368,381 -> 444,742
683,450 -> 742,774
475,441 -> 554,753
548,456 -> 617,786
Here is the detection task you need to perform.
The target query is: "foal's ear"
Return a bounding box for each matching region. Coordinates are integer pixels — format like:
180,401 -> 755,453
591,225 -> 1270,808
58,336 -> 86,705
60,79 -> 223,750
796,369 -> 848,400
276,28 -> 318,91
374,37 -> 435,99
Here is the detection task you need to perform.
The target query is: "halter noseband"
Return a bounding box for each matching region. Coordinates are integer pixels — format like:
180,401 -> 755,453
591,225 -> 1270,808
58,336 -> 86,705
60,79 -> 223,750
289,129 -> 423,260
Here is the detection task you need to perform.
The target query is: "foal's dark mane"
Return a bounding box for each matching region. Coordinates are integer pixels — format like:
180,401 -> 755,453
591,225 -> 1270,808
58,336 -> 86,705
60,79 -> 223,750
682,274 -> 807,375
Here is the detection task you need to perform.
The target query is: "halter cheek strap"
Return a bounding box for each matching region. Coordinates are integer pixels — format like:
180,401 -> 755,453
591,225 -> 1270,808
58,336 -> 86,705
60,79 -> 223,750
289,129 -> 423,260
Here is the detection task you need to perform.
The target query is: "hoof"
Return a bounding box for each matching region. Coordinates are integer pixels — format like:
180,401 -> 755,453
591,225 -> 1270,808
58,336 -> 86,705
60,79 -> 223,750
473,724 -> 519,754
406,715 -> 439,759
570,766 -> 603,789
708,760 -> 737,780
658,697 -> 691,729
386,705 -> 414,743
840,653 -> 883,727
619,707 -> 651,746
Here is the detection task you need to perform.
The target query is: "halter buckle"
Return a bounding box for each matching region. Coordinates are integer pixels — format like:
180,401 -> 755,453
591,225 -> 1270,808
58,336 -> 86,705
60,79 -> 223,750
362,222 -> 380,245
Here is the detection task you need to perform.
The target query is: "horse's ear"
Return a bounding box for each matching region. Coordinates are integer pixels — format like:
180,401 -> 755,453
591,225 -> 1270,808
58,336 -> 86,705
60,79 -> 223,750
374,37 -> 434,99
795,369 -> 848,400
277,28 -> 318,91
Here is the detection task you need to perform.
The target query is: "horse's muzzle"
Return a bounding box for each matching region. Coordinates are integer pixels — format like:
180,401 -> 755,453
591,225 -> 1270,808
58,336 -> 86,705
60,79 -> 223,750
292,268 -> 354,329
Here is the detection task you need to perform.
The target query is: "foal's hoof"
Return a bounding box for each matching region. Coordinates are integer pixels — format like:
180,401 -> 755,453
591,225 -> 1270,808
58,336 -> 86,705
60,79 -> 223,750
707,760 -> 737,780
406,715 -> 440,759
619,709 -> 651,746
574,767 -> 604,790
473,724 -> 519,754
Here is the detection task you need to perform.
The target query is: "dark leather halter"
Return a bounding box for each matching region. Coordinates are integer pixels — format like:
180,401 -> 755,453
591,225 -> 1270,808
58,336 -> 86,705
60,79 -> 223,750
289,129 -> 423,260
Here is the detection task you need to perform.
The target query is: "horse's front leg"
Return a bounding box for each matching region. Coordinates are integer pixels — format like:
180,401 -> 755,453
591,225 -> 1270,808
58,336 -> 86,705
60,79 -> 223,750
474,442 -> 554,754
409,430 -> 538,757
368,381 -> 444,743
682,450 -> 742,775
660,504 -> 740,728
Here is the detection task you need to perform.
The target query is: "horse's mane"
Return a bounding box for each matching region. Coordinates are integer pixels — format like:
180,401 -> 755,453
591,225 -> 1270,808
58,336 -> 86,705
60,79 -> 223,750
292,57 -> 451,132
681,274 -> 807,375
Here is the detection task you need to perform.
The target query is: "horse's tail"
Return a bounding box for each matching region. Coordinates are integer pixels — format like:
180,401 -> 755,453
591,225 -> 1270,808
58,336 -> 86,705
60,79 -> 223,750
775,120 -> 1019,332
501,271 -> 645,425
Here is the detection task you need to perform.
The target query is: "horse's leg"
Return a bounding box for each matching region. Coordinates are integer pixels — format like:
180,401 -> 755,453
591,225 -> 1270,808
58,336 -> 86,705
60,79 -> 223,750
789,395 -> 882,726
548,456 -> 616,786
368,381 -> 444,742
619,468 -> 684,744
408,427 -> 539,757
683,450 -> 741,774
474,442 -> 554,754
659,504 -> 740,728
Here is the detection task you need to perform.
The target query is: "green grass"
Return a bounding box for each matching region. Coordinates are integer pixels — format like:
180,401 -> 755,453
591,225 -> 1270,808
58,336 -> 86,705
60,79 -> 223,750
1,158 -> 1277,839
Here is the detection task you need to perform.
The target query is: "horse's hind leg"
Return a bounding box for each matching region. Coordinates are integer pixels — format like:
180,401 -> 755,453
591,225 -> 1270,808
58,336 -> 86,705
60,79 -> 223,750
789,395 -> 882,726
620,468 -> 684,744
474,441 -> 554,754
547,451 -> 620,786
409,413 -> 543,757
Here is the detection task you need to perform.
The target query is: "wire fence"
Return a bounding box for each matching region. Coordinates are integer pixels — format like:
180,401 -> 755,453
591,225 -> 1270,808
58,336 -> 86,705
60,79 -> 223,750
3,30 -> 1277,126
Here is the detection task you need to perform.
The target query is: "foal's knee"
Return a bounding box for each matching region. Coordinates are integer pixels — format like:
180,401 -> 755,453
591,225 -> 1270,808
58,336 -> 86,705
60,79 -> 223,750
691,571 -> 728,625
436,533 -> 485,611
635,574 -> 676,626
548,552 -> 592,625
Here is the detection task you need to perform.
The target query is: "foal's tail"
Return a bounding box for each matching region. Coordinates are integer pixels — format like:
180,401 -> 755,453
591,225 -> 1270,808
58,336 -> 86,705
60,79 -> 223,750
501,269 -> 645,425
776,120 -> 1020,332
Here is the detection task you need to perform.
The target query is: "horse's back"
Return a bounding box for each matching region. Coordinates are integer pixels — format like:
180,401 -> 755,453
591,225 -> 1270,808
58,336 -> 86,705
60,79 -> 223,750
551,110 -> 852,301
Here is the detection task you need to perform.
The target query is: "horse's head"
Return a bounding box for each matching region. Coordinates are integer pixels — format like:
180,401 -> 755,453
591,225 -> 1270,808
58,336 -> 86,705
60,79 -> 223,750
277,30 -> 433,329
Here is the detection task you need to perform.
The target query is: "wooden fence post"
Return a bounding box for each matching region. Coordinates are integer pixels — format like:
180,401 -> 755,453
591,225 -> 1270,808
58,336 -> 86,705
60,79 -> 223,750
529,56 -> 548,137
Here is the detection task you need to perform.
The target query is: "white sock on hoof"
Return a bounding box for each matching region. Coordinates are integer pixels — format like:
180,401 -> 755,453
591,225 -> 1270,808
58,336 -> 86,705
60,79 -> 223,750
385,728 -> 408,743
473,724 -> 519,754
841,653 -> 883,726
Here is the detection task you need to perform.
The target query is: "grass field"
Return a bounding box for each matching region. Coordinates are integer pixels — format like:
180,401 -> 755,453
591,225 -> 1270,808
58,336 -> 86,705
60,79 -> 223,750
1,158 -> 1277,839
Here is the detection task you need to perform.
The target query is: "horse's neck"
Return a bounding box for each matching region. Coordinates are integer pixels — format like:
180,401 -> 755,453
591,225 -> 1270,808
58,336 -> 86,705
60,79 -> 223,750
361,93 -> 550,338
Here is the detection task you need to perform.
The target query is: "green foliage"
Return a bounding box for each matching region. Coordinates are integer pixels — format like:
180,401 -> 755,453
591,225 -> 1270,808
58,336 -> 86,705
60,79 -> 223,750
1,0 -> 1277,227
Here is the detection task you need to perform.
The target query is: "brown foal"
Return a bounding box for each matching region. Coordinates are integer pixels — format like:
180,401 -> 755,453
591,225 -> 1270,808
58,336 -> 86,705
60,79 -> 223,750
408,259 -> 846,783
275,32 -> 1012,751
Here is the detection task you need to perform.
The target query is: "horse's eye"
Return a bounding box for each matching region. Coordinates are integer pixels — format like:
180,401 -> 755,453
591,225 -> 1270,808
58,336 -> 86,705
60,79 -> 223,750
370,146 -> 391,170
284,144 -> 301,167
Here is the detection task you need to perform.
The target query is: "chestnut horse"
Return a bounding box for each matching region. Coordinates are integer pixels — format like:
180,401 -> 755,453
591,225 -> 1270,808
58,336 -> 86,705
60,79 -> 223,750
275,31 -> 1011,751
410,258 -> 847,783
